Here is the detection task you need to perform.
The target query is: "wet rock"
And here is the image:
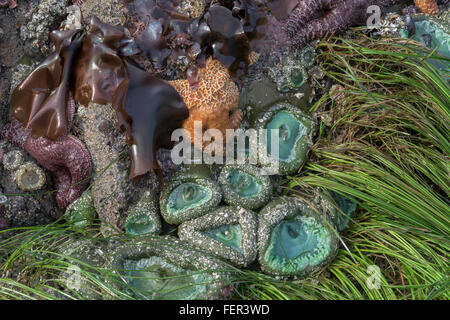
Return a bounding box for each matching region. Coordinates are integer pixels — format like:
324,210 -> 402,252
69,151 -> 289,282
73,102 -> 160,236
78,0 -> 128,27
20,0 -> 71,56
0,1 -> 31,66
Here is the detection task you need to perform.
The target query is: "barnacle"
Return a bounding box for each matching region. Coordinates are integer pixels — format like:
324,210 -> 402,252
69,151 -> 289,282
2,150 -> 24,171
14,162 -> 46,192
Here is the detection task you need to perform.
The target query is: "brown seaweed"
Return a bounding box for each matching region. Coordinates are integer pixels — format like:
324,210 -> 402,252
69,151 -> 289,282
127,0 -> 191,69
126,0 -> 268,81
10,29 -> 84,140
8,15 -> 190,182
112,61 -> 189,179
73,17 -> 128,107
205,4 -> 250,80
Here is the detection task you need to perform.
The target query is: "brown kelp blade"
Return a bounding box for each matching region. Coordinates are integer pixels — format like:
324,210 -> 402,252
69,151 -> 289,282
10,29 -> 84,140
73,16 -> 129,107
113,61 -> 189,179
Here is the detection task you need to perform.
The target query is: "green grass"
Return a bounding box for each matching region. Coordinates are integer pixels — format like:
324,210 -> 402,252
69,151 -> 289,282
0,34 -> 449,300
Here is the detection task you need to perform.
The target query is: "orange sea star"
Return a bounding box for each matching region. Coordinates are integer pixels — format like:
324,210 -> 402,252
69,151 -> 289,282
414,0 -> 439,15
169,58 -> 243,151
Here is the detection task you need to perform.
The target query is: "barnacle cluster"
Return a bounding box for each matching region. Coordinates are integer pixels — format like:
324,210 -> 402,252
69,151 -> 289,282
268,45 -> 316,93
2,150 -> 23,171
2,149 -> 46,192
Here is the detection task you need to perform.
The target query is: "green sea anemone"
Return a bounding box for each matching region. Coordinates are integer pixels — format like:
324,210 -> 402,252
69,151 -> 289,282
160,165 -> 222,224
253,103 -> 315,175
178,206 -> 258,267
258,196 -> 339,277
125,191 -> 161,236
64,189 -> 96,227
107,236 -> 230,300
218,164 -> 272,210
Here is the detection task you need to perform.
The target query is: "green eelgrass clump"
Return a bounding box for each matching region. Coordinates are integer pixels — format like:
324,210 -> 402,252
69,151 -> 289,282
281,35 -> 449,299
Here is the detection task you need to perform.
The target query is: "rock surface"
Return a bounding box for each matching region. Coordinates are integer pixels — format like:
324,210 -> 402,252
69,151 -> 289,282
73,102 -> 160,236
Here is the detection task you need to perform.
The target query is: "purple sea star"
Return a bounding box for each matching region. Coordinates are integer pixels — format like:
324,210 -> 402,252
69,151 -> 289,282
0,0 -> 17,8
2,98 -> 92,210
282,0 -> 402,47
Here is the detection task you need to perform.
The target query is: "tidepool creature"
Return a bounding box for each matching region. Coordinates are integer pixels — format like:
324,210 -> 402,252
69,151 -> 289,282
178,206 -> 258,267
2,119 -> 92,210
414,0 -> 439,15
14,162 -> 46,192
268,0 -> 403,47
251,102 -> 315,175
218,164 -> 272,210
160,165 -> 222,224
403,12 -> 450,74
64,189 -> 96,227
169,58 -> 243,152
107,236 -> 231,300
124,191 -> 161,236
268,45 -> 316,93
2,150 -> 24,171
258,196 -> 339,277
327,191 -> 358,232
